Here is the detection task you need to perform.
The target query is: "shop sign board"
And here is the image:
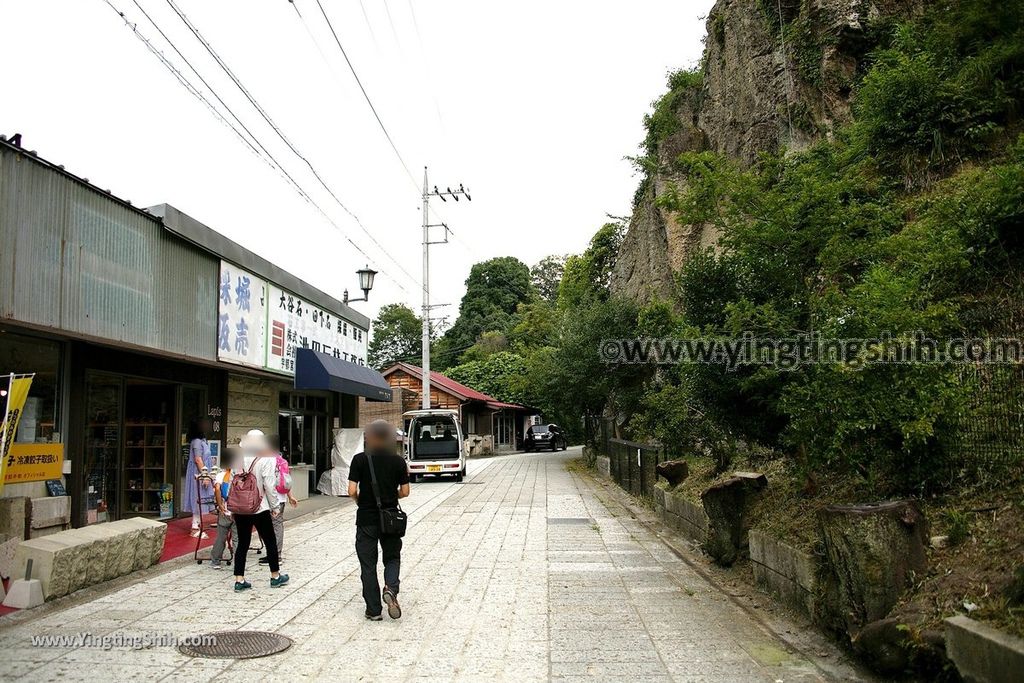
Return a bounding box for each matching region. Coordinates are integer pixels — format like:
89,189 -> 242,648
217,262 -> 267,369
216,260 -> 368,375
4,443 -> 64,485
266,283 -> 366,374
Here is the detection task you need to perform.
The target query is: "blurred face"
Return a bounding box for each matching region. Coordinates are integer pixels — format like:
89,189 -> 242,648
365,430 -> 396,453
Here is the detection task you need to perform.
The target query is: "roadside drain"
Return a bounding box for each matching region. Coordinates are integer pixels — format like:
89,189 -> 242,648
547,517 -> 595,525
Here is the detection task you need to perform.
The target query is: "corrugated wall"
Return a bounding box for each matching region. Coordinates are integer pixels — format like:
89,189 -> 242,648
0,147 -> 218,360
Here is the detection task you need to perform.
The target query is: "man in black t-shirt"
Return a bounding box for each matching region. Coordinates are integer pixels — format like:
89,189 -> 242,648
348,420 -> 410,621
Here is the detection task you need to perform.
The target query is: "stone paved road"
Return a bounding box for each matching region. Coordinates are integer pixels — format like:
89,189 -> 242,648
0,449 -> 866,682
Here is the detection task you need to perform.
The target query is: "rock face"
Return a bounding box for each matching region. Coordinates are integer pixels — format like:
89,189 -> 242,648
611,0 -> 923,305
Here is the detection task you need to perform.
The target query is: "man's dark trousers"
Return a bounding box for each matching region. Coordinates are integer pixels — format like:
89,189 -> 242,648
356,525 -> 402,616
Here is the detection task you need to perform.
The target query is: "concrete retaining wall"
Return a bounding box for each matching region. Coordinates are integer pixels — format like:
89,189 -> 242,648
12,517 -> 166,601
652,486 -> 709,545
945,615 -> 1024,683
749,529 -> 818,617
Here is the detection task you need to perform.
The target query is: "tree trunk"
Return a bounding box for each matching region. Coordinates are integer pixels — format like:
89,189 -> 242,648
817,501 -> 929,638
700,473 -> 768,566
656,459 -> 689,487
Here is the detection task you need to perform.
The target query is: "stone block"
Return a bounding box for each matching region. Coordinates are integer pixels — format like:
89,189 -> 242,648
945,615 -> 1024,683
110,517 -> 167,569
595,456 -> 611,479
0,496 -> 29,540
0,533 -> 18,579
663,493 -> 709,544
77,525 -> 131,581
13,536 -> 77,599
29,496 -> 71,533
10,517 -> 166,601
749,529 -> 818,617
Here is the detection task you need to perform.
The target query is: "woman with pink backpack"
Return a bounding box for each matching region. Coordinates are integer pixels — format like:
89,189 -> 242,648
259,434 -> 297,567
230,430 -> 289,592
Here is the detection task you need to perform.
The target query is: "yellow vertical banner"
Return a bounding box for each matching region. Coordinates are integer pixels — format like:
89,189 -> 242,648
0,374 -> 35,494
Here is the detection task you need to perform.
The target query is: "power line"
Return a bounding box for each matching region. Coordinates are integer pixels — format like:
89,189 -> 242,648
297,0 -> 477,259
305,0 -> 418,189
106,0 -> 409,294
161,0 -> 422,293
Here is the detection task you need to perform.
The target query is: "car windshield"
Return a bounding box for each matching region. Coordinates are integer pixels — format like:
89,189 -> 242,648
531,425 -> 550,433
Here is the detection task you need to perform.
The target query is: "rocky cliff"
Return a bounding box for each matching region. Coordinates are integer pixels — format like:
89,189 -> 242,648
611,0 -> 922,304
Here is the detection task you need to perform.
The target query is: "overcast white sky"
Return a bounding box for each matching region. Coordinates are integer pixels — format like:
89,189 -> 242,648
2,0 -> 713,325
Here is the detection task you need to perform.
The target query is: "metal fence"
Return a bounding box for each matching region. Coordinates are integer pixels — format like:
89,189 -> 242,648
605,437 -> 668,499
950,364 -> 1024,476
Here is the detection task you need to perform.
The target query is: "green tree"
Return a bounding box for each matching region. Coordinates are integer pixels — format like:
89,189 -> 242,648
434,257 -> 535,369
558,222 -> 625,308
447,352 -> 530,405
530,255 -> 567,302
367,304 -> 423,370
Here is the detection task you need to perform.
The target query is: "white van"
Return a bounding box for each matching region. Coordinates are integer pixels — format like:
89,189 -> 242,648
404,409 -> 466,482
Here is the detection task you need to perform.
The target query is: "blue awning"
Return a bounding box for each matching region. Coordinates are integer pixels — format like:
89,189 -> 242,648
294,348 -> 393,402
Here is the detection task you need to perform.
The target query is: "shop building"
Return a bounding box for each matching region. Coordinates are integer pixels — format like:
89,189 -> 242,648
0,137 -> 389,528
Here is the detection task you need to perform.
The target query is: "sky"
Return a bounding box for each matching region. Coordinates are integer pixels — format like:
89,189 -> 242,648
1,0 -> 714,328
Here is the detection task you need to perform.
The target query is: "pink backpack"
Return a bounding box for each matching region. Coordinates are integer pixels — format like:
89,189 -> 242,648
275,454 -> 292,495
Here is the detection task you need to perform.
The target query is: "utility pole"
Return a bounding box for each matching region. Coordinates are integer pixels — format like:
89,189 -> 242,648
420,166 -> 471,410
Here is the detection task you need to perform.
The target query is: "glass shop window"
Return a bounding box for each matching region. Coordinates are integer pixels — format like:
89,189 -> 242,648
0,330 -> 61,443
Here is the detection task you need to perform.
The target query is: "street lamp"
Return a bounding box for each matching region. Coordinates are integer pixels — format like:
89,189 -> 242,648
343,265 -> 377,304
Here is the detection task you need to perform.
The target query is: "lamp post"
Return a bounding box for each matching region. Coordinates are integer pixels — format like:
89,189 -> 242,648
343,265 -> 377,304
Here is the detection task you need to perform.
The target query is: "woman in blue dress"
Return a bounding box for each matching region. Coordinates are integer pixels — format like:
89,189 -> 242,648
184,418 -> 214,538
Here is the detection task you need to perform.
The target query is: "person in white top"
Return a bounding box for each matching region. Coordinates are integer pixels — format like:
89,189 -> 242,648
232,430 -> 288,592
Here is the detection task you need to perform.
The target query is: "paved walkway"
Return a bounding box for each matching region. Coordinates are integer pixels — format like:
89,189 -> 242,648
0,450 -> 865,682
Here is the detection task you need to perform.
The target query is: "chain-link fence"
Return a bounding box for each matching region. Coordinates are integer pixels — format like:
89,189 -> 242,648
950,364 -> 1024,477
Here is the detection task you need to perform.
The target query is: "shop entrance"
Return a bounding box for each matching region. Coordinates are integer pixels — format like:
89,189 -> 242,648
82,372 -> 199,524
278,392 -> 330,473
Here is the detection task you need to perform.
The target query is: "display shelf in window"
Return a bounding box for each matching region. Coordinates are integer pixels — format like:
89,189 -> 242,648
122,423 -> 167,518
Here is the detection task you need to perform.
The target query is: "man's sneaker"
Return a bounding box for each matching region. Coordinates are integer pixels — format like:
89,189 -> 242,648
365,611 -> 383,621
234,580 -> 252,592
209,561 -> 222,570
270,574 -> 290,588
382,588 -> 402,619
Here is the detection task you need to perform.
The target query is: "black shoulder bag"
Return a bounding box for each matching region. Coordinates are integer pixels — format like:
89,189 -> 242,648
365,452 -> 408,537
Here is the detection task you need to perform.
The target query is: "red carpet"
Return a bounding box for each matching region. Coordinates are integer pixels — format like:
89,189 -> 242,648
0,578 -> 14,616
160,513 -> 217,563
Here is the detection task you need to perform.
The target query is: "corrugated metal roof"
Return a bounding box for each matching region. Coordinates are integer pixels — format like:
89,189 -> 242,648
150,204 -> 370,330
1,142 -> 219,360
0,137 -> 371,364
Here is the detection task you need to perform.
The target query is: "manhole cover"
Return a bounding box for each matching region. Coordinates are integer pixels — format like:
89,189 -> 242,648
547,517 -> 594,525
179,631 -> 293,659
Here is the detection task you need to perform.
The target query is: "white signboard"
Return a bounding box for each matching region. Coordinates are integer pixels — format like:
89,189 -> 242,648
217,262 -> 267,368
266,283 -> 367,374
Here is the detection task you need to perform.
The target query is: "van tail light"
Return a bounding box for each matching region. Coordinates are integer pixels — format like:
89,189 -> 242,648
445,463 -> 460,469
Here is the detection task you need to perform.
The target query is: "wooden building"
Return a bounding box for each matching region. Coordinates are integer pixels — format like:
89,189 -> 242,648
380,363 -> 533,452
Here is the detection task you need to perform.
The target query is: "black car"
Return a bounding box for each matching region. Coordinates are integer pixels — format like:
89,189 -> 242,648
524,423 -> 567,452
